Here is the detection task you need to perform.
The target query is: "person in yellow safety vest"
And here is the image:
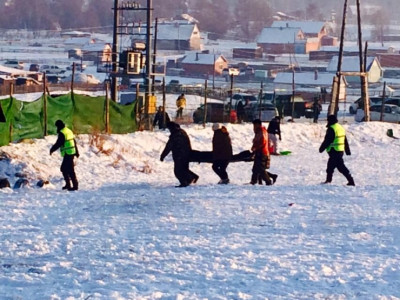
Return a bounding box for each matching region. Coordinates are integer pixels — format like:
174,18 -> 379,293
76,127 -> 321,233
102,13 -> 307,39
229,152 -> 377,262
50,120 -> 80,191
319,115 -> 355,186
176,93 -> 186,119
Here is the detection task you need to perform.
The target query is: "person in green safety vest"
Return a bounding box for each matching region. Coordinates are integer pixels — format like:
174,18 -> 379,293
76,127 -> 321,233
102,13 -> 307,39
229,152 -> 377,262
50,120 -> 80,191
319,115 -> 355,186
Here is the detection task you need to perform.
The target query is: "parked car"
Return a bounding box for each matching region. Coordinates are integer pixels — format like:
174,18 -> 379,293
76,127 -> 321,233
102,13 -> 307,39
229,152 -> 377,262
384,97 -> 400,107
349,97 -> 384,114
66,63 -> 87,71
193,101 -> 234,123
3,60 -> 24,70
166,79 -> 181,92
228,93 -> 258,109
40,65 -> 66,75
249,102 -> 278,122
46,74 -> 61,84
29,64 -> 40,72
272,94 -> 307,118
355,104 -> 400,123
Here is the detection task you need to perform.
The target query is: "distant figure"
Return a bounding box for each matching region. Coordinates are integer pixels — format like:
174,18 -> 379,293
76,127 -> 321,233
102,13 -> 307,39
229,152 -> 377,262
211,123 -> 232,184
250,119 -> 275,185
160,122 -> 199,187
153,106 -> 170,130
267,116 -> 281,155
50,120 -> 79,191
176,93 -> 186,119
236,101 -> 245,123
313,97 -> 321,123
319,115 -> 355,186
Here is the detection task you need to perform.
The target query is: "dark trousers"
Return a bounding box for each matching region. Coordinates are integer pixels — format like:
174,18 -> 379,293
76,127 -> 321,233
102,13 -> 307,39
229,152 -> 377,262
176,107 -> 183,119
326,151 -> 351,182
61,155 -> 78,188
174,159 -> 197,186
251,153 -> 271,184
212,159 -> 229,180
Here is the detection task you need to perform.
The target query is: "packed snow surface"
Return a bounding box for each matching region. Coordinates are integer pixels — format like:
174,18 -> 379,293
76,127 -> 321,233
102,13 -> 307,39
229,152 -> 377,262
1,120 -> 400,299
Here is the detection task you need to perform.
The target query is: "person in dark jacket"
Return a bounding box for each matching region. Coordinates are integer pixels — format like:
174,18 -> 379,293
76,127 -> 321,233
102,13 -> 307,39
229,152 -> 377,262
236,101 -> 245,123
160,122 -> 199,187
153,106 -> 170,130
319,115 -> 355,186
267,116 -> 281,155
50,120 -> 79,191
211,123 -> 233,184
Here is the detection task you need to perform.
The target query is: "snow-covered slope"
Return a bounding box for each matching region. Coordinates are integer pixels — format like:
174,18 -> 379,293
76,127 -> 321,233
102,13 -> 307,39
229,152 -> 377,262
0,121 -> 400,299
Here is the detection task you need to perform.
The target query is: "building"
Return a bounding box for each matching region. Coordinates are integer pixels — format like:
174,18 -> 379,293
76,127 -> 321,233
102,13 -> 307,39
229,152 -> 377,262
233,45 -> 263,59
181,52 -> 228,76
326,56 -> 383,83
156,21 -> 201,51
271,21 -> 329,39
257,27 -> 305,54
82,43 -> 112,63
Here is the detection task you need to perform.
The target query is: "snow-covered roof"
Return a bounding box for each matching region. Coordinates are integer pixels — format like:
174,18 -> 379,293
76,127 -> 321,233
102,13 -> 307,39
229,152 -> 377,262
0,65 -> 36,76
271,21 -> 326,35
82,43 -> 111,52
64,37 -> 95,46
326,56 -> 380,72
257,27 -> 304,44
157,23 -> 198,41
274,72 -> 339,86
182,53 -> 227,65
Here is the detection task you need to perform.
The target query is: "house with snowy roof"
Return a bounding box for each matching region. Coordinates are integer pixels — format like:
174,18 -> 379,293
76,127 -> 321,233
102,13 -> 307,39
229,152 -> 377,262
270,21 -> 331,53
326,56 -> 383,83
81,43 -> 112,63
271,21 -> 328,39
256,27 -> 305,54
181,52 -> 228,76
156,21 -> 201,51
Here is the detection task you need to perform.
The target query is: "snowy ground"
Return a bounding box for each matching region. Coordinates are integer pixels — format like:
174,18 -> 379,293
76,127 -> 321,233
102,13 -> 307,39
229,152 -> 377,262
1,115 -> 400,299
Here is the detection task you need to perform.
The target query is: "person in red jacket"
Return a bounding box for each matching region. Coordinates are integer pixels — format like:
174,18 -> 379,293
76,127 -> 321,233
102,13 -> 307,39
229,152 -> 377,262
250,119 -> 276,185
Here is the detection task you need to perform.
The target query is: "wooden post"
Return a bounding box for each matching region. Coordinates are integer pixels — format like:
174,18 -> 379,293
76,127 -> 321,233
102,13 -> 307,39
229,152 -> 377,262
43,73 -> 48,136
71,62 -> 75,94
9,82 -> 13,143
258,81 -> 263,120
228,74 -> 233,121
203,80 -> 208,128
380,81 -> 386,122
329,76 -> 339,116
162,77 -> 166,128
105,80 -> 110,134
291,66 -> 295,120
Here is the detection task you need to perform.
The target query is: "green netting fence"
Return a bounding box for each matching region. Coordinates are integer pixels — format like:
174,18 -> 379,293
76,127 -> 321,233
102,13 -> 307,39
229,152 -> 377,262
0,93 -> 137,146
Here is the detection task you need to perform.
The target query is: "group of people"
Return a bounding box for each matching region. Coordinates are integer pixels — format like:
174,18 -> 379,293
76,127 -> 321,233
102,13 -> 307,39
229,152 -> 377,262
159,118 -> 281,187
50,112 -> 354,191
159,114 -> 355,187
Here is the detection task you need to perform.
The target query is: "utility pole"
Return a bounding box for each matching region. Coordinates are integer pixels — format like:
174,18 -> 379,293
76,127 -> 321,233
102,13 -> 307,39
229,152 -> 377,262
111,0 -> 119,102
332,0 -> 348,116
144,0 -> 153,129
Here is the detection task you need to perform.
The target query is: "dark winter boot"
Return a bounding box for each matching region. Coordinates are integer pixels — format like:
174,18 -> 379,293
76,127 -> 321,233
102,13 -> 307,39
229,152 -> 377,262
69,173 -> 79,191
323,173 -> 333,184
269,173 -> 278,184
62,173 -> 71,190
346,174 -> 355,186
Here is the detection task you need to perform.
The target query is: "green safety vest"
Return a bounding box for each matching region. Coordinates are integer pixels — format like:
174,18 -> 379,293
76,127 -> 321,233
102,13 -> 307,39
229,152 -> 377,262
60,127 -> 76,157
327,123 -> 345,152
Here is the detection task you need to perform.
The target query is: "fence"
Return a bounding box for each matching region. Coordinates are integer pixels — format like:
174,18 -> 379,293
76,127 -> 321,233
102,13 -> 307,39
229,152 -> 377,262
0,92 -> 137,147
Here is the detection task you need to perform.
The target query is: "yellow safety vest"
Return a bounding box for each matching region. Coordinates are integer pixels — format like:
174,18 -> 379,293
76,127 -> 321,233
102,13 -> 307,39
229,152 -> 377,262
327,123 -> 345,152
60,127 -> 76,157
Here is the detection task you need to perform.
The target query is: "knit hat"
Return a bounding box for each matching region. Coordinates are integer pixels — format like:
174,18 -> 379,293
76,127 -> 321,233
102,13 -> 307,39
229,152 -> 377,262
212,123 -> 221,131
